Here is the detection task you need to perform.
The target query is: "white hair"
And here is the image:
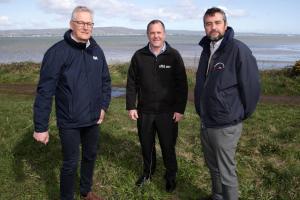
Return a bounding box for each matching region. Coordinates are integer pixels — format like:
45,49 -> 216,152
71,6 -> 94,21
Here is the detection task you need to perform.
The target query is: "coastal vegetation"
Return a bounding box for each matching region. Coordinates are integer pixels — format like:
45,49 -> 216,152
0,62 -> 299,199
1,61 -> 300,95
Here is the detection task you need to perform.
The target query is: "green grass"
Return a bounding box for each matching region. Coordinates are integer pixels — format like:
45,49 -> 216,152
92,62 -> 300,96
260,68 -> 300,96
0,94 -> 299,200
1,62 -> 300,96
108,62 -> 130,86
0,61 -> 299,199
0,62 -> 40,83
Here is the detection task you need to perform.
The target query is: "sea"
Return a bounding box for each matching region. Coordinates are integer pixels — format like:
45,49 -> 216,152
0,33 -> 299,69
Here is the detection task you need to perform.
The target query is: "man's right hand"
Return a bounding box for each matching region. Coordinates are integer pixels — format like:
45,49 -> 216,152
33,131 -> 49,145
128,109 -> 139,121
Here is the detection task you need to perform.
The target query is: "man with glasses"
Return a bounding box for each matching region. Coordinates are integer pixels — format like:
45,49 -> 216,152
194,7 -> 260,200
33,6 -> 111,200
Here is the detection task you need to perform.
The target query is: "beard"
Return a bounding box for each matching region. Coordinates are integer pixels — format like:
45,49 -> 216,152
208,31 -> 224,41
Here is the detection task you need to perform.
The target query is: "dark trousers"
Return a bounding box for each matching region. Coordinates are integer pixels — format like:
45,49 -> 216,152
137,112 -> 178,181
59,125 -> 99,200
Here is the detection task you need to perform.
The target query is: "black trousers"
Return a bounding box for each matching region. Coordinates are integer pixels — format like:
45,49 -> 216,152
59,125 -> 99,200
137,112 -> 178,180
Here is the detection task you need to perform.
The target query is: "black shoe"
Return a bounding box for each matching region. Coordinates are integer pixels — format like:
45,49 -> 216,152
135,175 -> 150,187
166,179 -> 176,192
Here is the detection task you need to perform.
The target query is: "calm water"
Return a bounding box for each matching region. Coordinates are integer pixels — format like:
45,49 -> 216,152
0,34 -> 299,69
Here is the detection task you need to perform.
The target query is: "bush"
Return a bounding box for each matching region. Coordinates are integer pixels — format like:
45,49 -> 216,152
291,60 -> 300,76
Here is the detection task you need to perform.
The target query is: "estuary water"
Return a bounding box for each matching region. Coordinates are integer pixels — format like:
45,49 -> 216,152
0,34 -> 299,69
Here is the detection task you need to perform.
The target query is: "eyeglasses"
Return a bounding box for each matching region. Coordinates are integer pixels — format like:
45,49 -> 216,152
72,20 -> 94,29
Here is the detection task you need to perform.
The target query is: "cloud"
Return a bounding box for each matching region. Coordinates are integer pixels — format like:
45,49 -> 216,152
86,0 -> 203,22
172,0 -> 203,20
68,0 -> 177,22
37,0 -> 247,24
217,6 -> 247,17
0,16 -> 11,25
38,0 -> 75,15
37,0 -> 199,22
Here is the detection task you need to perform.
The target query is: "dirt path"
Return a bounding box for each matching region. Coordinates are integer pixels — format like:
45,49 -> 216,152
1,83 -> 300,105
187,89 -> 300,105
0,83 -> 36,95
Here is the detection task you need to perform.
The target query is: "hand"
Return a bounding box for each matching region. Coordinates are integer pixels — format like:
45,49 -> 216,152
128,109 -> 139,120
173,112 -> 183,123
33,131 -> 49,145
97,109 -> 106,124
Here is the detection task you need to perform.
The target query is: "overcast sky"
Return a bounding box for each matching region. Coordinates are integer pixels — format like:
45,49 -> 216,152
0,0 -> 299,34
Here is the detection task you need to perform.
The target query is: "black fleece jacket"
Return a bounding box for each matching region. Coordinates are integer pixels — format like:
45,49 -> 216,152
126,42 -> 188,114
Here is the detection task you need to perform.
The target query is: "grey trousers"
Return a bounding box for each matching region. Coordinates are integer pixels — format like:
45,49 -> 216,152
200,123 -> 242,200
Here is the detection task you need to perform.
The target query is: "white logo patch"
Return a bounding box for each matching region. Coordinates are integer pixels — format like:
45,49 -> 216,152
93,56 -> 98,60
158,64 -> 172,69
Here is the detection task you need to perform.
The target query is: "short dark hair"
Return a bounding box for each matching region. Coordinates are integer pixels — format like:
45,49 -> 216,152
146,19 -> 165,33
203,7 -> 227,24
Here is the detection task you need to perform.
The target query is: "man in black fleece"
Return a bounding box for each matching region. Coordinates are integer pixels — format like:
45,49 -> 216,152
126,20 -> 188,192
33,6 -> 111,200
194,7 -> 260,200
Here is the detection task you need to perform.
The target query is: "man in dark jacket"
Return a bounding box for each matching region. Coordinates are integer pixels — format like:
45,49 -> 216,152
33,6 -> 111,200
126,19 -> 188,192
194,7 -> 260,200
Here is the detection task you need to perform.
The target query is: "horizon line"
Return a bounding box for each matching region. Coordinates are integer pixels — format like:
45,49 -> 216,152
0,26 -> 299,36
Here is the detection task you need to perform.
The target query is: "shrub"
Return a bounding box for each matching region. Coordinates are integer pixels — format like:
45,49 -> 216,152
291,60 -> 300,76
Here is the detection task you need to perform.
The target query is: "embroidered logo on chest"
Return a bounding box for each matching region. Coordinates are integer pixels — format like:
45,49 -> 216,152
158,64 -> 172,69
212,62 -> 225,71
93,56 -> 98,60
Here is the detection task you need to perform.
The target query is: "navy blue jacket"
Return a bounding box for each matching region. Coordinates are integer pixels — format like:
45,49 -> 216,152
126,42 -> 188,114
194,27 -> 260,128
34,30 -> 111,132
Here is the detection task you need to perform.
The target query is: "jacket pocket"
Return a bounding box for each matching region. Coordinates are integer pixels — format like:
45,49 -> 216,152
205,93 -> 230,124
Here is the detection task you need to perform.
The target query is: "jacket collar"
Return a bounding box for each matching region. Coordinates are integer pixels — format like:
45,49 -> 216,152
199,26 -> 234,52
149,42 -> 166,56
64,29 -> 97,50
140,41 -> 172,55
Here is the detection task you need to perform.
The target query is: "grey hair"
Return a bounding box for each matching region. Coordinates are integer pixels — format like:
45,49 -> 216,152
71,6 -> 94,21
203,7 -> 227,24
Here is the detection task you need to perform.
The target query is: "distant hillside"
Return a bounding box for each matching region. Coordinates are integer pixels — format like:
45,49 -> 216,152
0,26 -> 202,37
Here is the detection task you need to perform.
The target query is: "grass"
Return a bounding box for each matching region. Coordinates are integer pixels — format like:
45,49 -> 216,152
0,94 -> 299,199
1,62 -> 300,96
259,68 -> 300,96
0,62 -> 299,199
0,62 -> 40,84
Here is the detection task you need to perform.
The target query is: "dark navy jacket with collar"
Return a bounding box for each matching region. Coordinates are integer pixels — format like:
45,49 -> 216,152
194,27 -> 260,128
34,30 -> 111,132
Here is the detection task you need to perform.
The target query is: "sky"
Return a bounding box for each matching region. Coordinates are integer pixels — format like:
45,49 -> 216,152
0,0 -> 300,34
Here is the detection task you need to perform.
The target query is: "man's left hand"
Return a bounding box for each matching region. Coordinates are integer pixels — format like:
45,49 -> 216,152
173,112 -> 183,122
97,109 -> 106,124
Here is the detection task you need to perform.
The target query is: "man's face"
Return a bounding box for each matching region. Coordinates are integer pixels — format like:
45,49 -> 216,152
204,12 -> 227,41
147,23 -> 166,49
70,11 -> 93,43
